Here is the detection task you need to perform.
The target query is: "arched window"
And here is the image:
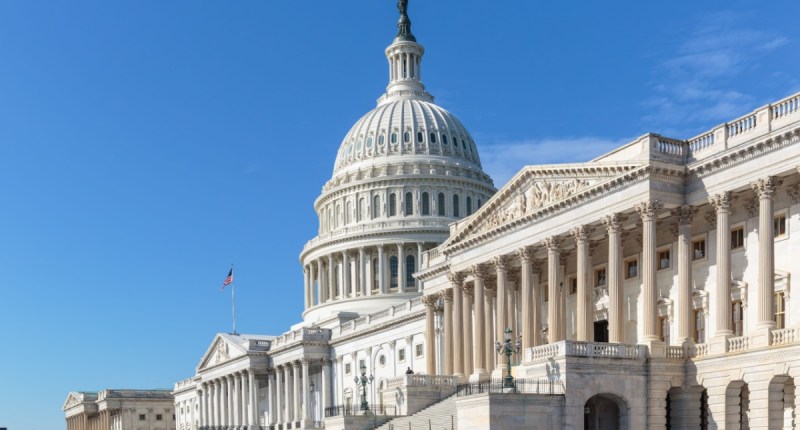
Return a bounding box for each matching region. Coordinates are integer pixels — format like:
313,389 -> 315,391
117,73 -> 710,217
477,199 -> 482,209
417,131 -> 423,143
388,193 -> 397,217
358,198 -> 365,222
421,192 -> 430,215
372,195 -> 380,219
372,258 -> 379,291
405,192 -> 413,215
430,133 -> 436,143
466,196 -> 472,215
405,255 -> 416,288
437,193 -> 445,216
346,201 -> 352,224
452,195 -> 460,217
389,256 -> 398,289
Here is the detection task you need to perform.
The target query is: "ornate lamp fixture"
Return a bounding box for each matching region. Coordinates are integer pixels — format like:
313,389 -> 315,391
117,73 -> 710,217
353,362 -> 374,413
495,327 -> 522,388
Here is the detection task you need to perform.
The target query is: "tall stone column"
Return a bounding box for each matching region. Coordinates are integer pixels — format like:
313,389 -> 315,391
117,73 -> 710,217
214,380 -> 221,427
603,213 -> 625,343
422,295 -> 438,374
448,273 -> 465,376
753,177 -> 781,345
636,201 -> 663,348
557,253 -> 568,341
241,371 -> 249,427
275,367 -> 283,425
359,247 -> 367,297
342,251 -> 350,298
470,265 -> 488,379
571,225 -> 591,341
507,275 -> 517,336
517,247 -> 533,350
462,283 -> 474,376
221,377 -> 228,426
674,206 -> 695,345
327,254 -> 335,302
484,283 -> 496,370
543,237 -> 561,343
441,288 -> 454,375
267,371 -> 276,427
304,265 -> 311,309
531,261 -> 543,346
301,360 -> 310,422
398,243 -> 406,292
709,192 -> 733,343
232,374 -> 240,427
247,370 -> 256,428
316,260 -> 324,304
292,361 -> 301,422
493,256 -> 509,359
378,245 -> 386,294
321,358 -> 331,413
283,366 -> 292,425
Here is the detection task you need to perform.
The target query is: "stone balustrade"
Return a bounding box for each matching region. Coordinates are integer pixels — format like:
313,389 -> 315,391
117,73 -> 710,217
386,374 -> 460,390
303,219 -> 446,252
271,327 -> 332,349
771,327 -> 800,345
727,335 -> 750,353
526,341 -> 646,363
335,298 -> 424,336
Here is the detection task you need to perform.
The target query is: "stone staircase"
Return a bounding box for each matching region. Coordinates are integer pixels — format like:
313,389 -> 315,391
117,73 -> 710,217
375,394 -> 458,430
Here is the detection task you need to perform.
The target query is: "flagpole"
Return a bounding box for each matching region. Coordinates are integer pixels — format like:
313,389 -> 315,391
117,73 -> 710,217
231,264 -> 237,335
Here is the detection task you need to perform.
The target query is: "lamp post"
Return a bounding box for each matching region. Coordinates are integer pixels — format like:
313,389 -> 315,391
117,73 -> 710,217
353,362 -> 374,414
495,327 -> 521,388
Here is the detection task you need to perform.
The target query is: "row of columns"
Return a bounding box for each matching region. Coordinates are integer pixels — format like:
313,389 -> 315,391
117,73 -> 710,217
388,50 -> 420,83
268,360 -> 313,427
66,411 -> 112,430
199,369 -> 257,428
423,177 -> 785,376
303,243 -> 426,309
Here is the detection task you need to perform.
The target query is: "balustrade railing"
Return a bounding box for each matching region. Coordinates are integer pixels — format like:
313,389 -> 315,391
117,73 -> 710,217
688,131 -> 715,153
665,346 -> 686,359
324,404 -> 396,418
456,378 -> 564,397
727,336 -> 750,353
772,94 -> 800,119
526,341 -> 644,362
771,328 -> 800,345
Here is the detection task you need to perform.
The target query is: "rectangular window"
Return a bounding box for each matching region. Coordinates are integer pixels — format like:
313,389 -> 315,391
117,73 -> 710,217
398,348 -> 406,362
569,277 -> 577,295
156,414 -> 163,421
543,284 -> 548,302
694,310 -> 705,343
775,291 -> 786,330
345,363 -> 351,375
139,414 -> 146,421
415,343 -> 423,357
731,227 -> 745,250
358,359 -> 366,371
692,239 -> 706,260
774,213 -> 787,237
595,268 -> 607,287
658,249 -> 671,270
732,300 -> 744,337
625,259 -> 638,279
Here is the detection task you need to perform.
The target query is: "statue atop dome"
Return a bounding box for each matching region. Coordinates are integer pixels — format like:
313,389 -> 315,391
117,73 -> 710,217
396,0 -> 416,42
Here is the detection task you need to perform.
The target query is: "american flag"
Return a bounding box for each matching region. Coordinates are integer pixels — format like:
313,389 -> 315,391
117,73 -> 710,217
222,268 -> 233,290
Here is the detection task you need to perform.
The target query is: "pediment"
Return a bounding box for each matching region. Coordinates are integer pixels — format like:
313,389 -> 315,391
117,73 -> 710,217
443,162 -> 644,248
196,334 -> 247,371
63,392 -> 84,410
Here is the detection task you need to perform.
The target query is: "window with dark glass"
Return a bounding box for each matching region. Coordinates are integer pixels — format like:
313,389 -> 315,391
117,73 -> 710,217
658,249 -> 671,270
437,193 -> 445,216
774,214 -> 787,237
731,227 -> 745,249
372,258 -> 379,291
421,192 -> 430,215
775,291 -> 786,329
430,132 -> 437,143
732,300 -> 744,336
403,132 -> 410,143
692,239 -> 706,260
389,133 -> 396,144
442,134 -> 448,144
389,256 -> 398,289
694,310 -> 705,343
595,268 -> 607,287
466,196 -> 473,215
406,255 -> 415,287
417,131 -> 423,142
388,193 -> 397,217
569,277 -> 577,295
405,192 -> 413,215
625,259 -> 638,279
658,316 -> 670,345
372,195 -> 380,219
453,195 -> 460,217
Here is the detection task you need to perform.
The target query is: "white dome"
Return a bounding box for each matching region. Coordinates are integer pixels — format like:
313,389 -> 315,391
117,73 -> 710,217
333,99 -> 482,176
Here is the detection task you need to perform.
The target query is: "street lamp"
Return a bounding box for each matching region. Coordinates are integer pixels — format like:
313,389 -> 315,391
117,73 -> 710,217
353,362 -> 374,414
495,327 -> 521,388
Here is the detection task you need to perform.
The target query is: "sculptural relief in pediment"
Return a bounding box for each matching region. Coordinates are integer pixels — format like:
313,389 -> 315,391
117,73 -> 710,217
478,178 -> 593,234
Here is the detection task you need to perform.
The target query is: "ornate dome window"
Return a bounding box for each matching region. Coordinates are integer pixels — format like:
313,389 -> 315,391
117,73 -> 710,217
404,192 -> 413,215
421,192 -> 430,215
442,134 -> 448,145
389,193 -> 397,217
417,131 -> 424,143
437,193 -> 445,216
466,196 -> 473,215
390,133 -> 396,144
453,195 -> 460,217
430,132 -> 437,143
403,132 -> 410,143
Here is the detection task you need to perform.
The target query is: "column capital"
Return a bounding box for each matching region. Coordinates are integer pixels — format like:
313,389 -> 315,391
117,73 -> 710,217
447,272 -> 464,287
570,225 -> 591,243
421,294 -> 438,308
439,288 -> 454,303
469,264 -> 488,280
744,197 -> 759,217
516,246 -> 533,263
531,260 -> 543,274
751,176 -> 782,199
541,236 -> 561,252
672,205 -> 695,226
709,191 -> 734,211
602,213 -> 626,232
635,200 -> 663,221
463,283 -> 474,297
492,255 -> 510,272
507,271 -> 520,286
405,335 -> 414,344
786,184 -> 800,204
703,211 -> 717,228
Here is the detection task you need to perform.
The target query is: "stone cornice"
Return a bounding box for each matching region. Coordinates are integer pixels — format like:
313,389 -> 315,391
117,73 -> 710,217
414,261 -> 451,282
301,226 -> 449,260
329,310 -> 425,347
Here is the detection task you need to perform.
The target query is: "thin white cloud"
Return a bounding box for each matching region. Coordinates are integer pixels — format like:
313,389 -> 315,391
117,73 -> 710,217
480,137 -> 629,186
643,11 -> 789,128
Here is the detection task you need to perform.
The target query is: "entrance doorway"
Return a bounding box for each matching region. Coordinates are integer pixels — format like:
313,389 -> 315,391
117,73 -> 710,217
594,320 -> 609,343
585,393 -> 629,429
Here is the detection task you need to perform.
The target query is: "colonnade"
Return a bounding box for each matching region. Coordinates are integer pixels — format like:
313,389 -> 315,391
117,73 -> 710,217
303,243 -> 427,310
423,176 -> 786,377
66,411 -> 112,430
198,369 -> 258,428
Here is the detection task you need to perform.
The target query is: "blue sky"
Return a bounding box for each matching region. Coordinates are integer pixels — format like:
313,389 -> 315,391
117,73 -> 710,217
0,1 -> 798,428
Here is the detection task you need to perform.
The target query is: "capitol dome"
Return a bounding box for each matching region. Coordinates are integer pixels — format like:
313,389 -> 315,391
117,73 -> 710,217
299,1 -> 495,324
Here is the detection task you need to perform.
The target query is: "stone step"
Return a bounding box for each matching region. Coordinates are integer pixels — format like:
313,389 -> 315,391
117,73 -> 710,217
375,395 -> 458,430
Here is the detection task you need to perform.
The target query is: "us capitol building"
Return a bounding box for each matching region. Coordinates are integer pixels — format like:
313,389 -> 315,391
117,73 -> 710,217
65,2 -> 800,429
